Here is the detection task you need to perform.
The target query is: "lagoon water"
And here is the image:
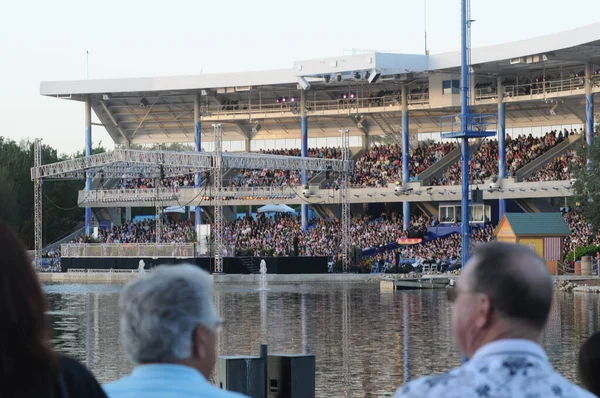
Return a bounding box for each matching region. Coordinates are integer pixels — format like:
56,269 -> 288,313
45,283 -> 599,397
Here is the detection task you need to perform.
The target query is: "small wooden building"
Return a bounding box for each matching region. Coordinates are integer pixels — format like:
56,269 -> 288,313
495,213 -> 571,274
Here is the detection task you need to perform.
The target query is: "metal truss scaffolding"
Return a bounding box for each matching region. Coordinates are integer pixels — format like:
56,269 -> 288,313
213,124 -> 224,274
29,138 -> 354,271
34,139 -> 43,270
31,149 -> 350,181
340,129 -> 351,272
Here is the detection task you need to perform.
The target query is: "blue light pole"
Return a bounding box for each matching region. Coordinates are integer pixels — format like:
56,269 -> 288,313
459,0 -> 471,266
585,62 -> 594,148
194,94 -> 202,231
440,0 -> 496,269
300,90 -> 309,231
402,84 -> 410,231
84,98 -> 93,236
497,76 -> 506,220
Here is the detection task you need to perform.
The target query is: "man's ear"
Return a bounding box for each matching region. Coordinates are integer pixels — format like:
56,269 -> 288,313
474,295 -> 492,329
193,325 -> 208,360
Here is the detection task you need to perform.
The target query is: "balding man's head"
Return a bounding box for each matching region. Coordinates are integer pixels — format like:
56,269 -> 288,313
467,242 -> 553,329
450,242 -> 554,358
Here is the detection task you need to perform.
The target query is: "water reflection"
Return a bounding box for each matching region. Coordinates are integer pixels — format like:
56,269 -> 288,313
44,283 -> 599,397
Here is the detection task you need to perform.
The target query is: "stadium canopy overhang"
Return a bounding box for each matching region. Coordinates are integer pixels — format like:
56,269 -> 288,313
40,23 -> 600,146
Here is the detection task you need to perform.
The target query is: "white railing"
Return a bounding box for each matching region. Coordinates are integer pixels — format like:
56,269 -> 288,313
201,93 -> 430,118
61,243 -> 196,258
83,188 -> 180,204
504,76 -> 600,99
220,185 -> 298,198
474,75 -> 600,102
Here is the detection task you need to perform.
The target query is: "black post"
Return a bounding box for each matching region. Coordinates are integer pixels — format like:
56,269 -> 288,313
260,344 -> 268,398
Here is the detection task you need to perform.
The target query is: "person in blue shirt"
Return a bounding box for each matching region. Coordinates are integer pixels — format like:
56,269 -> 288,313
103,264 -> 247,398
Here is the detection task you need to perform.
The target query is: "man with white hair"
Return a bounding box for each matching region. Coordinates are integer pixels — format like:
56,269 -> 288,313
393,242 -> 595,398
103,264 -> 247,398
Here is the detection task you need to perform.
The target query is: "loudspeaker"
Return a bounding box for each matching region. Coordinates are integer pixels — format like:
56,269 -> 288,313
471,188 -> 483,203
217,356 -> 266,397
268,354 -> 315,398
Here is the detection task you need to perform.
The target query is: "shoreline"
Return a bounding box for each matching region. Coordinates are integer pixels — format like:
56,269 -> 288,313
38,272 -> 600,287
38,272 -> 382,284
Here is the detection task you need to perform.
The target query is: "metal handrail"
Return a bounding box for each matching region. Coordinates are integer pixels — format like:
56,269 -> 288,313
200,93 -> 431,118
475,75 -> 600,101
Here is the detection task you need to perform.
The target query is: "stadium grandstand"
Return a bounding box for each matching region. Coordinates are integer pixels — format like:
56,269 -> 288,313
34,22 -> 600,273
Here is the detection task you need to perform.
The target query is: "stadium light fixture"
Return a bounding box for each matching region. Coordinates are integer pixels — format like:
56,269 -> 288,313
297,77 -> 311,90
368,70 -> 380,84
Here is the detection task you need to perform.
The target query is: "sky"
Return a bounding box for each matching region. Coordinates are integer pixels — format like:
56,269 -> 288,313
1,0 -> 599,155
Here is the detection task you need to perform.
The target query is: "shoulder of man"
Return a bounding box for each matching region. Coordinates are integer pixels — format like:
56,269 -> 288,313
392,358 -> 597,398
392,367 -> 465,398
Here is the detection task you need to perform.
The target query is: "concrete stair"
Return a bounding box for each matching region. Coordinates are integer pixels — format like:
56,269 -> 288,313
515,134 -> 582,181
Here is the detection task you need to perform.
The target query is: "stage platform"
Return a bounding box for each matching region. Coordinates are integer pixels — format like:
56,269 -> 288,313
60,256 -> 329,274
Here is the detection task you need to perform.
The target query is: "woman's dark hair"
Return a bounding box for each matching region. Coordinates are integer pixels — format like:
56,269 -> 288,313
0,222 -> 58,396
579,331 -> 600,396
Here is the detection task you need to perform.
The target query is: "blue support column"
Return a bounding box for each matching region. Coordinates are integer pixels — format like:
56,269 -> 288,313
460,0 -> 470,267
401,85 -> 410,231
194,94 -> 202,231
300,90 -> 309,231
586,62 -> 595,148
84,99 -> 92,236
497,76 -> 506,220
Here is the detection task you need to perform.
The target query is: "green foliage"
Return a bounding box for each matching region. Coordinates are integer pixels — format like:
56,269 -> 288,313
572,124 -> 600,234
0,137 -> 106,248
565,245 -> 600,262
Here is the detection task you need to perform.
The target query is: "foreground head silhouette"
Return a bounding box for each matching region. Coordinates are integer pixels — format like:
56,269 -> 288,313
0,222 -> 106,397
104,264 -> 247,398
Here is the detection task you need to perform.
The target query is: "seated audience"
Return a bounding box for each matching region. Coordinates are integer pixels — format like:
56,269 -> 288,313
524,150 -> 582,182
431,132 -> 562,185
351,142 -> 455,187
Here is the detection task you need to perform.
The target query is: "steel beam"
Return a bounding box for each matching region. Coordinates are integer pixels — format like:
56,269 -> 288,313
402,85 -> 410,231
301,90 -> 309,231
85,99 -> 93,236
498,76 -> 506,219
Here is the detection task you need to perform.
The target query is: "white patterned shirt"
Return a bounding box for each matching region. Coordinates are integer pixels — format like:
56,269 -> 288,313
393,339 -> 596,398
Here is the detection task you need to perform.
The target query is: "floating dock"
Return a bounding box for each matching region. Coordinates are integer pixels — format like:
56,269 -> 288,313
380,276 -> 457,291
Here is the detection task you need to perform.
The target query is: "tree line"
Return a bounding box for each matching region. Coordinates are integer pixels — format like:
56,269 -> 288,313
0,139 -> 197,249
0,137 -> 105,249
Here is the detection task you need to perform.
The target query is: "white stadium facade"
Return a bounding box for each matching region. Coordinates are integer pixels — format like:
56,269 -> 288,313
33,22 -> 600,271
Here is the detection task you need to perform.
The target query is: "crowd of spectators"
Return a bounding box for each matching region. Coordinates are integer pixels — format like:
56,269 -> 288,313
70,219 -> 196,244
52,205 -> 600,275
524,150 -> 582,182
562,207 -> 599,255
116,173 -> 208,190
351,142 -> 455,187
225,147 -> 340,188
430,131 -> 565,186
224,212 -> 431,257
102,128 -> 586,191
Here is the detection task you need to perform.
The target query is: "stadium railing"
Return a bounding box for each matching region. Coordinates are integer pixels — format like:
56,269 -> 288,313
61,243 -> 196,258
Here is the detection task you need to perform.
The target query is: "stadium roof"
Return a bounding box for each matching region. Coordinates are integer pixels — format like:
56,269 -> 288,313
40,23 -> 600,145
